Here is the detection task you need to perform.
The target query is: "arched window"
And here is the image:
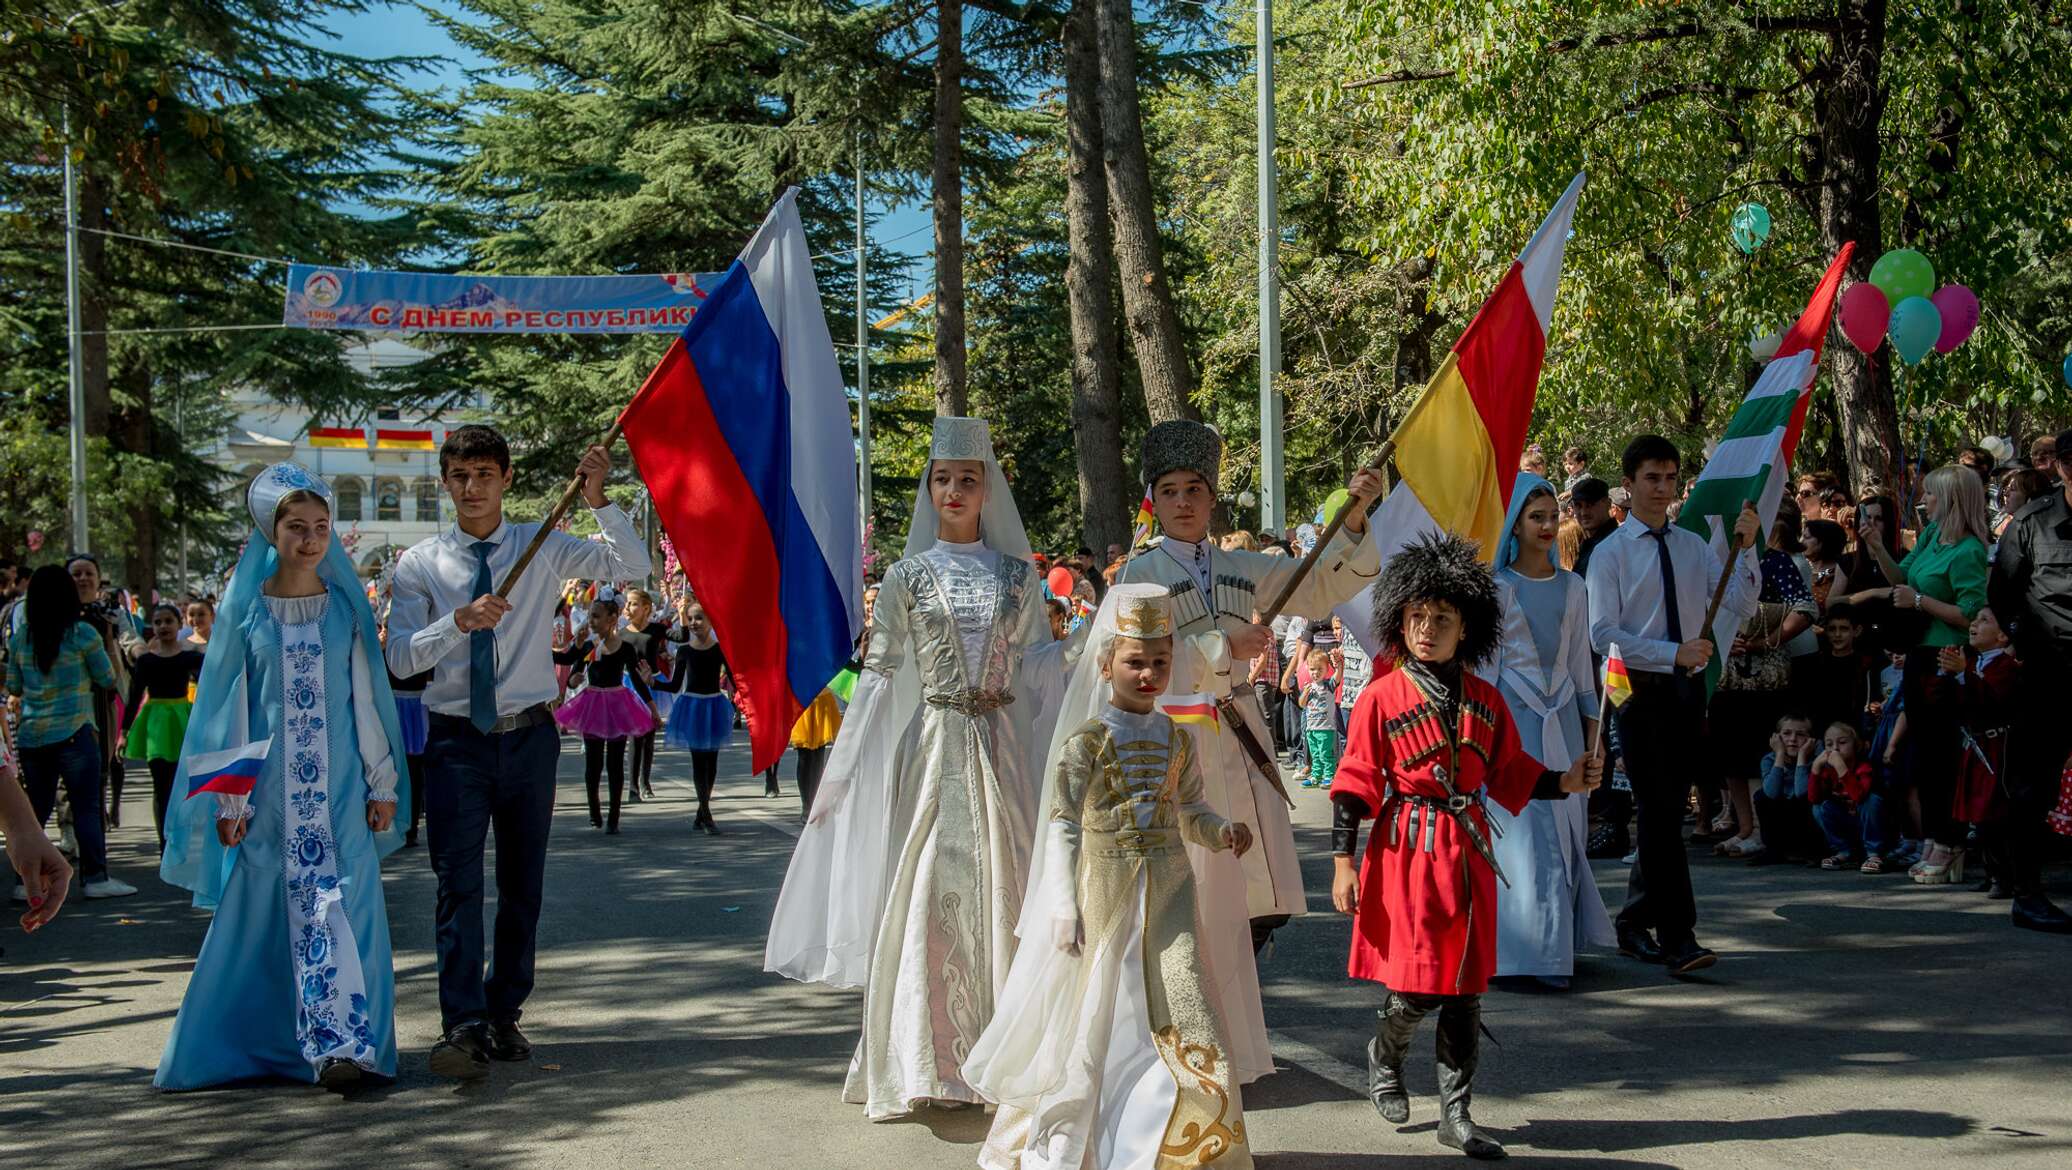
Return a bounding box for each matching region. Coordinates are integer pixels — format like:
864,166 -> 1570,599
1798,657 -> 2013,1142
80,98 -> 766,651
375,477 -> 403,522
333,475 -> 365,522
415,477 -> 441,522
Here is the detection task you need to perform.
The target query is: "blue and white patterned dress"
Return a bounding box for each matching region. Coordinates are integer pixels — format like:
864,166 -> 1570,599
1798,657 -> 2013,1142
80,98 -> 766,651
156,586 -> 400,1089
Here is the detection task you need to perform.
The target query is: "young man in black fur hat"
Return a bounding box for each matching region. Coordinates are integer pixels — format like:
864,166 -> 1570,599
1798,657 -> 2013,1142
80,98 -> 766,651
1331,532 -> 1601,1160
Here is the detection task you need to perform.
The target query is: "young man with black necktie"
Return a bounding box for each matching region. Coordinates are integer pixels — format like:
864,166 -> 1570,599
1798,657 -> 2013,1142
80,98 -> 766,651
387,425 -> 653,1077
1585,435 -> 1761,976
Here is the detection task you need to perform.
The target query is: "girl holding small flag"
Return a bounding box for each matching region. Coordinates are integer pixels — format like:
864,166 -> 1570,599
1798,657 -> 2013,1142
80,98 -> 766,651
157,463 -> 409,1091
1483,474 -> 1616,990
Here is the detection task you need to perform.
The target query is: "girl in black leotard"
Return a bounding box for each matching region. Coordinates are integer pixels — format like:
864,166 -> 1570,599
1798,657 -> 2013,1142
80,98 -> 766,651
120,604 -> 203,850
663,604 -> 733,834
551,589 -> 657,834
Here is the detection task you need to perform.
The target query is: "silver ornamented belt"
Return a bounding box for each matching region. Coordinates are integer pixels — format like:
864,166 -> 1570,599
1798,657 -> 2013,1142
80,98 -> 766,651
924,689 -> 1015,715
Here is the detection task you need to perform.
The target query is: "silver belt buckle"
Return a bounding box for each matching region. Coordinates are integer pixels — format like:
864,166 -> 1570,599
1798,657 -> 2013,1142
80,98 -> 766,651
1445,794 -> 1470,812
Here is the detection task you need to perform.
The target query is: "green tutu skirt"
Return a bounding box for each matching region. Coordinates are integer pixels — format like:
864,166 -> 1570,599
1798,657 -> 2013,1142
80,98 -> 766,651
127,699 -> 193,762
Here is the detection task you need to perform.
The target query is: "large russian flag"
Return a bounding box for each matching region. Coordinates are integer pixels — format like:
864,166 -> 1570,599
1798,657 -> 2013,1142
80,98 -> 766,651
1338,173 -> 1584,654
621,190 -> 864,773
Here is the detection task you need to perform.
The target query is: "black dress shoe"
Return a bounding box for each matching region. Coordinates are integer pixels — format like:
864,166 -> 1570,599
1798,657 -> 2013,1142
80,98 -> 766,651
486,1018 -> 532,1062
2012,894 -> 2072,933
1662,940 -> 1718,975
430,1022 -> 491,1079
318,1057 -> 363,1089
1617,928 -> 1664,964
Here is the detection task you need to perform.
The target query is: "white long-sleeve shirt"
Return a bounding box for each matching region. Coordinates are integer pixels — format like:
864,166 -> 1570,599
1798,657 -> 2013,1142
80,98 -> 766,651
385,504 -> 653,718
1586,515 -> 1760,675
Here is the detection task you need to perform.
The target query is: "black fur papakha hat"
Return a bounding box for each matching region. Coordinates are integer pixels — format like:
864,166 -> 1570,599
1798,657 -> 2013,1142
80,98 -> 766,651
1141,420 -> 1222,491
1371,532 -> 1502,669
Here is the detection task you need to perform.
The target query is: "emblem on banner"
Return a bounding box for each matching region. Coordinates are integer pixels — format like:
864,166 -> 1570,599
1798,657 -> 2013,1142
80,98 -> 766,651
662,273 -> 709,298
303,269 -> 343,308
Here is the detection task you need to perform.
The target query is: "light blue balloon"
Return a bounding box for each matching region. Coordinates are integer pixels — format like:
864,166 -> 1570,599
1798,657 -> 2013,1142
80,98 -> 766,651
2063,351 -> 2072,390
1887,296 -> 1943,366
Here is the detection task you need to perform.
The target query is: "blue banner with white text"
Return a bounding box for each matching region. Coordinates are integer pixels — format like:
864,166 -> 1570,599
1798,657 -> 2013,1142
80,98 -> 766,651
283,264 -> 729,334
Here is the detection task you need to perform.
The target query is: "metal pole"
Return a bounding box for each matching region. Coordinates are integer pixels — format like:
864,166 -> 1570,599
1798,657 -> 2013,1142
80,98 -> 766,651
855,145 -> 872,532
1256,0 -> 1284,537
175,390 -> 187,595
63,103 -> 91,555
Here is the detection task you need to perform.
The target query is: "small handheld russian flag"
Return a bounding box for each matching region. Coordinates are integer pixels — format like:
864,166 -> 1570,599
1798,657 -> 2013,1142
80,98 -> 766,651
1602,643 -> 1634,709
185,739 -> 273,800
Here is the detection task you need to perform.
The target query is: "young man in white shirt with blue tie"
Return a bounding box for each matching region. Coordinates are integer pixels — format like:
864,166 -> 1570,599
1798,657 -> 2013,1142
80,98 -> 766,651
386,425 -> 653,1077
1586,435 -> 1760,976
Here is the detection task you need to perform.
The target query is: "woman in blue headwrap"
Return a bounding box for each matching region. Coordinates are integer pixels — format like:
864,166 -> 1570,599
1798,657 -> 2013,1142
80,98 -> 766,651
156,463 -> 409,1090
1483,473 -> 1615,989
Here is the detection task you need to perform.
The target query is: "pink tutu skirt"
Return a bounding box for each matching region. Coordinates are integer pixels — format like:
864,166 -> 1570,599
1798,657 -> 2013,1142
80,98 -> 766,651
554,686 -> 655,740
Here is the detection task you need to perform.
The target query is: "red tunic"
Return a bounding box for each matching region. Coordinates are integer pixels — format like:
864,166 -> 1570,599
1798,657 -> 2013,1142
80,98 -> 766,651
1923,651 -> 2016,824
1330,667 -> 1548,996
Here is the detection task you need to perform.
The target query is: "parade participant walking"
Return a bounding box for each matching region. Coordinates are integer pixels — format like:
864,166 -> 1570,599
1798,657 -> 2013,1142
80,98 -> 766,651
552,587 -> 657,834
66,556 -> 132,826
1116,419 -> 1383,1084
964,585 -> 1254,1170
387,664 -> 432,848
766,416 -> 1073,1120
119,604 -> 204,851
386,425 -> 651,1079
663,603 -> 734,833
183,598 -> 215,649
1485,474 -> 1615,989
156,463 -> 410,1090
1330,534 -> 1602,1160
6,565 -> 134,900
1987,428 -> 2072,932
1587,436 -> 1760,976
621,588 -> 669,802
4,732 -> 74,931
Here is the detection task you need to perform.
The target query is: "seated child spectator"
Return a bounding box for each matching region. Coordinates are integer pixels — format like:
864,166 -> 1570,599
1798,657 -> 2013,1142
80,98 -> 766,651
1809,721 -> 1886,869
1752,714 -> 1820,862
1923,606 -> 2017,894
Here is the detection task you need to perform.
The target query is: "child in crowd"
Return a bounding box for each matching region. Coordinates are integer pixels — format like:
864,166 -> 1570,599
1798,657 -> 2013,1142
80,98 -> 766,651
1301,646 -> 1339,789
1754,714 -> 1819,862
552,588 -> 658,835
1810,722 -> 1884,869
1795,601 -> 1874,738
120,603 -> 204,851
1925,606 -> 2017,894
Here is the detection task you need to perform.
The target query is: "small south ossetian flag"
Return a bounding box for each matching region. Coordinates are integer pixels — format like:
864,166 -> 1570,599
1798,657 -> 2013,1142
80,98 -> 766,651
1337,173 -> 1585,654
1601,644 -> 1634,710
621,189 -> 864,773
185,738 -> 273,800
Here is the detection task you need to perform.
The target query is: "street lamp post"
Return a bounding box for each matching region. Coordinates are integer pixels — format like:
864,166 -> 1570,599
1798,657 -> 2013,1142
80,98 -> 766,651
1256,0 -> 1285,536
855,147 -> 872,534
63,103 -> 90,555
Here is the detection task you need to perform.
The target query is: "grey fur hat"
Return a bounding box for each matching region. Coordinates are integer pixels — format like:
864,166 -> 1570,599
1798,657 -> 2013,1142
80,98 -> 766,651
1140,420 -> 1222,491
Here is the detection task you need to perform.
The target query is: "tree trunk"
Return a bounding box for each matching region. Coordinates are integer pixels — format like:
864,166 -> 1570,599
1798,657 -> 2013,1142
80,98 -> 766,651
931,0 -> 968,417
1062,0 -> 1131,553
1092,0 -> 1197,424
1818,0 -> 1902,496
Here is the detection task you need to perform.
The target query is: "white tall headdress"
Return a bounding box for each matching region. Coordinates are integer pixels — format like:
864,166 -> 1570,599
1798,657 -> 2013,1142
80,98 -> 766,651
901,416 -> 1032,561
246,462 -> 334,545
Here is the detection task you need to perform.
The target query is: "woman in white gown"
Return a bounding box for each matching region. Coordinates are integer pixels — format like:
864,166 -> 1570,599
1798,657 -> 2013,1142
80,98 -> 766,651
1484,472 -> 1615,987
765,416 -> 1075,1119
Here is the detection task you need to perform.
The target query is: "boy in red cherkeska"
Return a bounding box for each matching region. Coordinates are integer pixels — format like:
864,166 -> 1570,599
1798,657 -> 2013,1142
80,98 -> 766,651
1329,533 -> 1602,1161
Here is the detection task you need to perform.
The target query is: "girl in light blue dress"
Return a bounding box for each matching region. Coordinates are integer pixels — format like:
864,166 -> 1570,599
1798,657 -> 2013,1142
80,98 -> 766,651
156,463 -> 409,1090
1483,473 -> 1616,987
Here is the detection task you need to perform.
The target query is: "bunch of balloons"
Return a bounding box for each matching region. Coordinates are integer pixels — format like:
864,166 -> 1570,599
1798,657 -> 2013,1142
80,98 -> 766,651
1837,249 -> 1980,366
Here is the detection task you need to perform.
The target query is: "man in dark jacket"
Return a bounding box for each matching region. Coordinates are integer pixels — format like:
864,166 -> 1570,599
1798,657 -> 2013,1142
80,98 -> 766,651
1987,428 -> 2072,933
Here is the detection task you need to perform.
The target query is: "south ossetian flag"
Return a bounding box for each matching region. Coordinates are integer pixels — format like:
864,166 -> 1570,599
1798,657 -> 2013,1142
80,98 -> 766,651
1337,173 -> 1585,654
1677,244 -> 1853,669
621,189 -> 864,773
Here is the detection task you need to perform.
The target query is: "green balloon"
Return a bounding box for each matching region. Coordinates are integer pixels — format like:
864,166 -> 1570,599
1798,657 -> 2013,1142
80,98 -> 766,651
1869,249 -> 1935,307
1321,488 -> 1351,526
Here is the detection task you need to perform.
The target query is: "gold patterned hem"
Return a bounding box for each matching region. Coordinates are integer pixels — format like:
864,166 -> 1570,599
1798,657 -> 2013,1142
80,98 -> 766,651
1154,1026 -> 1251,1168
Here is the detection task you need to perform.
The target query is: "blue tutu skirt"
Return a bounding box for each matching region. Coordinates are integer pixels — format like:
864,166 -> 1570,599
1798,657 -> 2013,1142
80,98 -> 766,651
666,691 -> 735,752
394,693 -> 429,757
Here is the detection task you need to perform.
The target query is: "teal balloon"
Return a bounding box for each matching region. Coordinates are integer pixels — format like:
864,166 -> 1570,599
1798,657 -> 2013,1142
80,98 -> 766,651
1730,202 -> 1772,254
2062,352 -> 2072,390
1887,296 -> 1943,366
1869,249 -> 1935,306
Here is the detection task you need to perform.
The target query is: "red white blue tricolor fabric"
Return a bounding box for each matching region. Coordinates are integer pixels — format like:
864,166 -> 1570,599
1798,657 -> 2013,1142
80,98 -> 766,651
622,189 -> 864,773
184,738 -> 272,800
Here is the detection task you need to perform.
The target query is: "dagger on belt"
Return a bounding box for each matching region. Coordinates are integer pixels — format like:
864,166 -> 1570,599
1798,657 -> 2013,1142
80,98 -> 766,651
1430,762 -> 1510,889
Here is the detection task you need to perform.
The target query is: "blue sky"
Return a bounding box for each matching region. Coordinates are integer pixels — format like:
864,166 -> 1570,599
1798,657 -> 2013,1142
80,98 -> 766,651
321,1 -> 932,298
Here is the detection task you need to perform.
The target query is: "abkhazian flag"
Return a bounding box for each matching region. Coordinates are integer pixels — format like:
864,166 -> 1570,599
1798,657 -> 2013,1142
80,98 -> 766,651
1676,245 -> 1854,669
1337,173 -> 1586,654
1602,644 -> 1634,709
620,189 -> 864,773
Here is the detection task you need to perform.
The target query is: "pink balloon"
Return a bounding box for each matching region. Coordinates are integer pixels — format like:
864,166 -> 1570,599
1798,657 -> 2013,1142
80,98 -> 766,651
1046,566 -> 1075,597
26,530 -> 44,552
1930,284 -> 1980,352
1839,282 -> 1890,354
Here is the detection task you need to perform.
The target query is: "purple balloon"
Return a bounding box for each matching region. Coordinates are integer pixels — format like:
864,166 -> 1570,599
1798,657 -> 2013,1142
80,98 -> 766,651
1930,284 -> 1980,352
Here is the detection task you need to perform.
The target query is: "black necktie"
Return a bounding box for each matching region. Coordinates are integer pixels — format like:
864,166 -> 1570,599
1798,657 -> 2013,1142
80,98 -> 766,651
1647,527 -> 1683,642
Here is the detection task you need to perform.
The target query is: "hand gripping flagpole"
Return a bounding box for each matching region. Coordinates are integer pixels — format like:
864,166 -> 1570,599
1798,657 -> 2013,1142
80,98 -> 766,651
494,417 -> 628,599
1257,439 -> 1395,625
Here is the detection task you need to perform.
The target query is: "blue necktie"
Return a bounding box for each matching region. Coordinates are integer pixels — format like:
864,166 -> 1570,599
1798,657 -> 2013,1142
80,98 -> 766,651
1647,527 -> 1684,643
470,540 -> 498,733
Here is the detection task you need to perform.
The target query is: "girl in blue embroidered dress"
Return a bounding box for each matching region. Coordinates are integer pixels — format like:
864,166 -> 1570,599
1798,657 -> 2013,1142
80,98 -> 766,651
156,463 -> 410,1091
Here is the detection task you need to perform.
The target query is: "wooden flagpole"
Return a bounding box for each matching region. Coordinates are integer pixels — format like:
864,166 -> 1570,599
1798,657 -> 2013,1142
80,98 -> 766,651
494,417 -> 628,599
1256,440 -> 1396,625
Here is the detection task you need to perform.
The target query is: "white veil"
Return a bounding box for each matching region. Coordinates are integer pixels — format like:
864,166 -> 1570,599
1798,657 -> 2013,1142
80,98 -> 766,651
765,415 -> 1037,988
962,583 -> 1167,1106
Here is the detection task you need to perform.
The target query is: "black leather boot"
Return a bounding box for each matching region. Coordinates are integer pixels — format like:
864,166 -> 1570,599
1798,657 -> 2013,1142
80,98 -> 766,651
1435,996 -> 1506,1160
1367,993 -> 1428,1124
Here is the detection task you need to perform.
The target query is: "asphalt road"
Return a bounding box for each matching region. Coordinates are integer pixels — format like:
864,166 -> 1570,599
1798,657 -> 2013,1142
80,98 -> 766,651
3,734 -> 2069,1169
